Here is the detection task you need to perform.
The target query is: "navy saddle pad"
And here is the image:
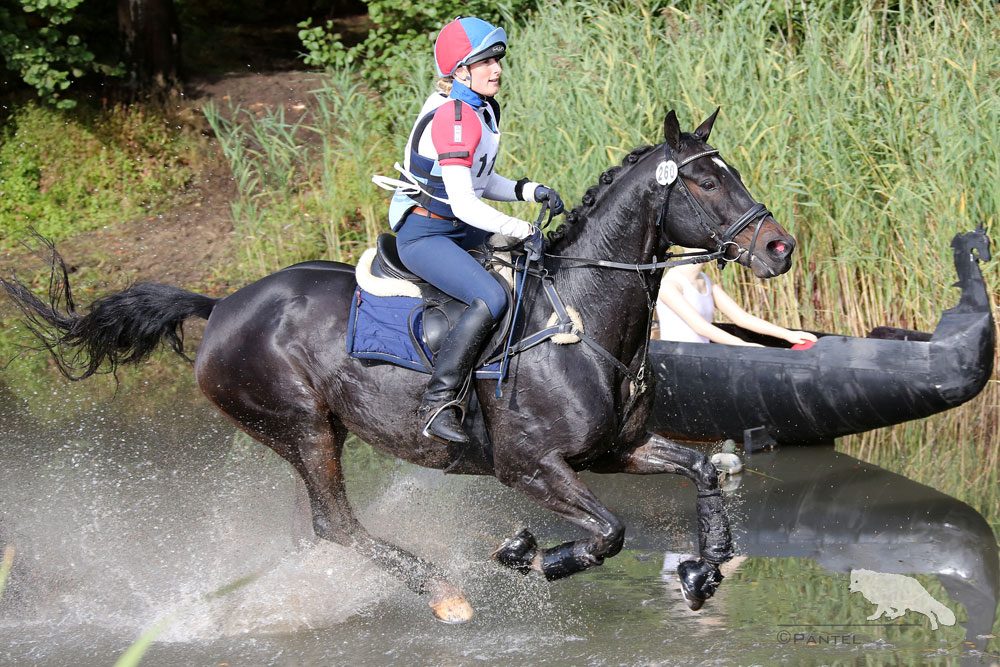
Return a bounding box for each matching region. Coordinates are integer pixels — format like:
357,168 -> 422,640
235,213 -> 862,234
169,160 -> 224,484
346,288 -> 505,379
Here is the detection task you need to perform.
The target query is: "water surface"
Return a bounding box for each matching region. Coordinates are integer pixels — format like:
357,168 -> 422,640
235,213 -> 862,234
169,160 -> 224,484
0,392 -> 997,666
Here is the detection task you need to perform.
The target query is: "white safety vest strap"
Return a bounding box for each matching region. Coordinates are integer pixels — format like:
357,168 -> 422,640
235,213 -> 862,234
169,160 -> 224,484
371,162 -> 450,205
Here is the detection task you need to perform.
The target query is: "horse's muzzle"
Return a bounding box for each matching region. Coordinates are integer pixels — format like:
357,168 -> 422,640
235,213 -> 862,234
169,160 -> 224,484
748,219 -> 795,278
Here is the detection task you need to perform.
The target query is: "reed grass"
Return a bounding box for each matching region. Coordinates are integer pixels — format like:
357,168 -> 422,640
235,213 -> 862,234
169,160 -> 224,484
206,0 -> 999,530
201,67 -> 417,271
111,571 -> 260,667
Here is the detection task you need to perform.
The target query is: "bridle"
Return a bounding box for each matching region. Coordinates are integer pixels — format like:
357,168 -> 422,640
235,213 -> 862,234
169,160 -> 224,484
655,143 -> 772,271
543,142 -> 773,274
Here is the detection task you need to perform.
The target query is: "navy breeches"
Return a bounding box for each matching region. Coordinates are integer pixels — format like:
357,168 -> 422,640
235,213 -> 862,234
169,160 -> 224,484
395,211 -> 508,320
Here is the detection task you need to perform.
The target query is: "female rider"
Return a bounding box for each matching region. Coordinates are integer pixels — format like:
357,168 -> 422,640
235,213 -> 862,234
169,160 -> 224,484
377,17 -> 564,445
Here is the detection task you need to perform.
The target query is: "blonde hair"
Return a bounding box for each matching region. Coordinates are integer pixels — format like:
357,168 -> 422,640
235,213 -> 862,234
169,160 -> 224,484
435,77 -> 453,95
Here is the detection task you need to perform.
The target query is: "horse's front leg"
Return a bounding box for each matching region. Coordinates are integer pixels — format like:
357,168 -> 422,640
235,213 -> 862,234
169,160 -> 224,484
592,432 -> 734,610
493,450 -> 625,581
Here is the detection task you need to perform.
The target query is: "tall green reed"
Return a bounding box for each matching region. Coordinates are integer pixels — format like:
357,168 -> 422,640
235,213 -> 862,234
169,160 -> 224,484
202,67 -> 414,275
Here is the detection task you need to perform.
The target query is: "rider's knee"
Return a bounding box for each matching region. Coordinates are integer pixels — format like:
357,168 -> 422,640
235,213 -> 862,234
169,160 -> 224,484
482,289 -> 507,321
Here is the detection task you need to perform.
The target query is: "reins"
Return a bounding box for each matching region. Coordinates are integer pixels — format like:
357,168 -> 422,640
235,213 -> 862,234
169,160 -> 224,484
494,203 -> 550,397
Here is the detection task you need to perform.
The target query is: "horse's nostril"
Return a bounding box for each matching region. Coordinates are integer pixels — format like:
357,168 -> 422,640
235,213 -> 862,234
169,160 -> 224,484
768,240 -> 789,257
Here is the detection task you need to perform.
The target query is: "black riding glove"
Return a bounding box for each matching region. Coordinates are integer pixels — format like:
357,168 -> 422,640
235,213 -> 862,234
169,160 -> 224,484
524,226 -> 545,262
534,185 -> 565,216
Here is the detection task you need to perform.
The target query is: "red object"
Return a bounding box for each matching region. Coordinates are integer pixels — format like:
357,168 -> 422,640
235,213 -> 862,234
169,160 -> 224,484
791,340 -> 815,350
435,21 -> 474,77
431,101 -> 481,168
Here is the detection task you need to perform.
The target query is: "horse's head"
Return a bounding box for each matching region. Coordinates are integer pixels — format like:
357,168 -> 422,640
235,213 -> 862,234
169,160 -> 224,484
659,109 -> 795,278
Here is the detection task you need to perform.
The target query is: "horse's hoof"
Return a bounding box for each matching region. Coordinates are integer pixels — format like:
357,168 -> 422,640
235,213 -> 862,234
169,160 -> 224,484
491,529 -> 537,574
430,595 -> 474,624
427,581 -> 474,624
677,558 -> 723,611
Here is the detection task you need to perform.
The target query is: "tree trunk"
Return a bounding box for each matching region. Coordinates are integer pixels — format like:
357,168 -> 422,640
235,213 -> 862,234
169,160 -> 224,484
118,0 -> 181,97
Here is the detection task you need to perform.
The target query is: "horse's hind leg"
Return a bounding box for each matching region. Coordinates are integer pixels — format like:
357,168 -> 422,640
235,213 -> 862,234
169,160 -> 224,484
222,411 -> 473,624
591,433 -> 734,610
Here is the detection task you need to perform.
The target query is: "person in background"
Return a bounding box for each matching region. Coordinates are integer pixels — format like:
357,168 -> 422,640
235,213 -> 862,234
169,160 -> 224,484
656,252 -> 817,347
374,16 -> 563,445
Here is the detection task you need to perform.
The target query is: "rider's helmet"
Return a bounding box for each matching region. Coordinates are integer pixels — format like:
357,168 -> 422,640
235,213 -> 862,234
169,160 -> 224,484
434,17 -> 507,78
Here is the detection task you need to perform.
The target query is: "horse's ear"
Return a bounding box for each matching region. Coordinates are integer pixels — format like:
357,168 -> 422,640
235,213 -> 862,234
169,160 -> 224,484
663,111 -> 681,151
693,107 -> 721,142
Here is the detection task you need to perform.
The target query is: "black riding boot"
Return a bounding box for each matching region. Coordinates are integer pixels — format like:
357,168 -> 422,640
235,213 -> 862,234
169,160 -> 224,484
418,298 -> 497,444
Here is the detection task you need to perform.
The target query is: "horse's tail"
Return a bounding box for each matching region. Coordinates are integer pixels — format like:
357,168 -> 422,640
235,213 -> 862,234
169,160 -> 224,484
1,236 -> 218,381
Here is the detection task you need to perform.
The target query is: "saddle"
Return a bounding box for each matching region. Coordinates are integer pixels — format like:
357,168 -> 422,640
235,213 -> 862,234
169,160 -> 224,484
369,233 -> 515,367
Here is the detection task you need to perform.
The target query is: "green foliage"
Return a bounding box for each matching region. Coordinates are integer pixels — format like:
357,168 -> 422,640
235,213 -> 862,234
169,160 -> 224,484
297,0 -> 539,91
202,68 -> 399,274
0,0 -> 122,108
297,19 -> 348,69
0,102 -> 200,247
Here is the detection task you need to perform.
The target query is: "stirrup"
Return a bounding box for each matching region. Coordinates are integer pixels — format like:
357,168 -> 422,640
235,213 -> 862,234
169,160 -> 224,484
420,400 -> 468,443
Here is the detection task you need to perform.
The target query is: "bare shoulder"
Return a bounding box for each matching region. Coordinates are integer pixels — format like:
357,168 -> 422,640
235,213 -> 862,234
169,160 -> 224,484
658,276 -> 685,298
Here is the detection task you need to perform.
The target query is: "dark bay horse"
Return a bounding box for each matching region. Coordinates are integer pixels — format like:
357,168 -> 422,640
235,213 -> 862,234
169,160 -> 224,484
3,110 -> 795,622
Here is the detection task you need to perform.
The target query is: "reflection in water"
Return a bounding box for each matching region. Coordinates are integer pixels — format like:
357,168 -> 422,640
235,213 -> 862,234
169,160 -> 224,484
592,446 -> 998,646
0,393 -> 997,665
741,446 -> 997,648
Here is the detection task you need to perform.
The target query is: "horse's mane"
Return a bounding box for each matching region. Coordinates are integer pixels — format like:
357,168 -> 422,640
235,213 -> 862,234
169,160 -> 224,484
548,144 -> 659,248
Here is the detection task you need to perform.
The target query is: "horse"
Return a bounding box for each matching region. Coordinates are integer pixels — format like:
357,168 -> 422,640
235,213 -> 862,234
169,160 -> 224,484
2,109 -> 796,623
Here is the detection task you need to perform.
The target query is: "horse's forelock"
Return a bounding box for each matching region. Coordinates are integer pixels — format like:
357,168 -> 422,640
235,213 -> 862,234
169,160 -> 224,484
549,144 -> 657,246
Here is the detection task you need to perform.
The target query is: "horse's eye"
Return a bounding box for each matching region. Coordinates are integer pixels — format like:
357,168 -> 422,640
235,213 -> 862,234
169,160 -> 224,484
700,180 -> 716,191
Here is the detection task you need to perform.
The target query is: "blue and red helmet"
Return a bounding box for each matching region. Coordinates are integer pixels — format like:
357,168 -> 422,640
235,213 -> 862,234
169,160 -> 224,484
434,17 -> 507,78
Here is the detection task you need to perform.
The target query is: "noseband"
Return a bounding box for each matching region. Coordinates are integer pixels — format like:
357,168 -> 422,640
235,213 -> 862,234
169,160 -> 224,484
656,145 -> 771,270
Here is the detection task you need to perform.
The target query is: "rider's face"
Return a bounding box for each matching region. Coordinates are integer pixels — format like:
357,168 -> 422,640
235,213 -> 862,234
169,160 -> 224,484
460,58 -> 502,97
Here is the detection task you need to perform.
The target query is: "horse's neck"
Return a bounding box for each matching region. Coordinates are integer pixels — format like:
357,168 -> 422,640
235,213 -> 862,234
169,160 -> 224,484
551,176 -> 661,352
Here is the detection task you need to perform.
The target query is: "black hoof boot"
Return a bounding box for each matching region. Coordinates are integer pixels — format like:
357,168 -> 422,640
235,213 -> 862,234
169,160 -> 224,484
696,488 -> 734,564
419,403 -> 469,444
540,540 -> 602,581
491,529 -> 537,574
677,558 -> 723,611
